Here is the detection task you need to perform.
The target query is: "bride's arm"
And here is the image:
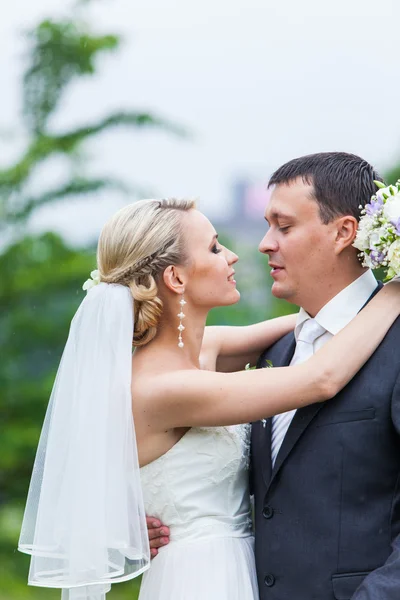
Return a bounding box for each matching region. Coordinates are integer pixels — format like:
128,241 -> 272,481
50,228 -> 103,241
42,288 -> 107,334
144,281 -> 400,428
200,313 -> 297,372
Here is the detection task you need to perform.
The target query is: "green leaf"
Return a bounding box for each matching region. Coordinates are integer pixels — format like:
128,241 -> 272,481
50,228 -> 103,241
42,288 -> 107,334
23,19 -> 120,133
244,363 -> 256,370
374,180 -> 386,189
0,112 -> 187,191
2,177 -> 130,225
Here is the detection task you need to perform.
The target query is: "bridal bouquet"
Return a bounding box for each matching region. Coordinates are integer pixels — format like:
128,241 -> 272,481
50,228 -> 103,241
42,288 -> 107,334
353,180 -> 400,280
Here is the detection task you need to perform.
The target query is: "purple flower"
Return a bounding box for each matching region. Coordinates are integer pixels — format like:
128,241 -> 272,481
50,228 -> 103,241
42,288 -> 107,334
370,249 -> 385,265
365,195 -> 384,216
393,218 -> 400,236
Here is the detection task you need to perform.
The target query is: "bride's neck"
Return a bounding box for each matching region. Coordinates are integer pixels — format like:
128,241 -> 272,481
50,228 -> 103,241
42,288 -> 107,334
153,304 -> 208,368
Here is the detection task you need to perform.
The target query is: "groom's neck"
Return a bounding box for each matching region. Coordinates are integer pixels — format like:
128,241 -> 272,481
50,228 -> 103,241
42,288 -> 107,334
299,267 -> 368,317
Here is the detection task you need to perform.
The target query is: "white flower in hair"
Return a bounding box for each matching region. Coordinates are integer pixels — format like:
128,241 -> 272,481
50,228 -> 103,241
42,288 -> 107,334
82,269 -> 101,292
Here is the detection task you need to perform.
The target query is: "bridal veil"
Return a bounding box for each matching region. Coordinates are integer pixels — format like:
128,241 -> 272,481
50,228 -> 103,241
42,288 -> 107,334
18,283 -> 150,600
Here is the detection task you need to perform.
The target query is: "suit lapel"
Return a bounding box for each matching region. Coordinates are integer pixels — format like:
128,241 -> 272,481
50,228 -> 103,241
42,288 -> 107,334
265,281 -> 383,492
259,336 -> 296,488
266,401 -> 326,492
259,417 -> 272,488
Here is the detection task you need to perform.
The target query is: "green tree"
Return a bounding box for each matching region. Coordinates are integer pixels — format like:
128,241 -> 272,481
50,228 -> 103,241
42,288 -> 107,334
0,7 -> 186,600
0,17 -> 185,231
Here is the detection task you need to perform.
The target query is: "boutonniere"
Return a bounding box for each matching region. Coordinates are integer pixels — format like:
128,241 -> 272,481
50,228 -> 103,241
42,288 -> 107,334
245,359 -> 273,427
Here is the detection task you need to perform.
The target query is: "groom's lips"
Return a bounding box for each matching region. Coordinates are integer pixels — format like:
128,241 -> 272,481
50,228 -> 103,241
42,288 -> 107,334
269,264 -> 284,278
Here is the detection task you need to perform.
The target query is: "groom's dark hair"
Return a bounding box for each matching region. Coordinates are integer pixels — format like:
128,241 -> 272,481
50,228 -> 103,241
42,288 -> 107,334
268,152 -> 384,224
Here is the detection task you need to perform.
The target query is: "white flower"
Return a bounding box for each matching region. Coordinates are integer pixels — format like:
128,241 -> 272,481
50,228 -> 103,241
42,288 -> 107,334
357,180 -> 400,278
377,186 -> 392,198
353,230 -> 369,251
362,253 -> 373,268
369,225 -> 389,249
353,216 -> 374,251
82,279 -> 95,291
387,239 -> 400,277
383,192 -> 400,224
82,269 -> 101,292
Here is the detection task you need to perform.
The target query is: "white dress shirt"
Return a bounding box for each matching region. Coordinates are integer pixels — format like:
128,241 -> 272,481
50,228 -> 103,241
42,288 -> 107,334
271,269 -> 378,463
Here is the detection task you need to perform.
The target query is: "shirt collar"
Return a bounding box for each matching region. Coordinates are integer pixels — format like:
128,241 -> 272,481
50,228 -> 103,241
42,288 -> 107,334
295,270 -> 378,340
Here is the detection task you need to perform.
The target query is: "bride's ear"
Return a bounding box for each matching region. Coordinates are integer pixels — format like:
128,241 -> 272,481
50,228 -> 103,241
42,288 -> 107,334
162,265 -> 186,295
333,215 -> 359,255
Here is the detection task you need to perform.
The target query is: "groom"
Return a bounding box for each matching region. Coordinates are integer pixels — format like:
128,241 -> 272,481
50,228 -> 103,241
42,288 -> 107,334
251,151 -> 400,600
147,152 -> 400,599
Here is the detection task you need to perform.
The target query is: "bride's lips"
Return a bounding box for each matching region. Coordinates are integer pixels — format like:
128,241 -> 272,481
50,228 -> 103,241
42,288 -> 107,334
227,271 -> 236,284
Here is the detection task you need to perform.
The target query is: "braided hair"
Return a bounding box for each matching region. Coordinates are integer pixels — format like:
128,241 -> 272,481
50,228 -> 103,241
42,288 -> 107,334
97,198 -> 196,346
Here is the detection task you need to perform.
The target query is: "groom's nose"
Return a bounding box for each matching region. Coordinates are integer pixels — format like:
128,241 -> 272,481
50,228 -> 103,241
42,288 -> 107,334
258,228 -> 278,254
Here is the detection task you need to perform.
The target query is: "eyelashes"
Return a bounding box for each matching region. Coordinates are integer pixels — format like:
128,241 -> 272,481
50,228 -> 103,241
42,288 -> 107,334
211,244 -> 222,254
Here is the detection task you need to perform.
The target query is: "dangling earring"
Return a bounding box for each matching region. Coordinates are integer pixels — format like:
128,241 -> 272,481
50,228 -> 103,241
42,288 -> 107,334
177,294 -> 186,348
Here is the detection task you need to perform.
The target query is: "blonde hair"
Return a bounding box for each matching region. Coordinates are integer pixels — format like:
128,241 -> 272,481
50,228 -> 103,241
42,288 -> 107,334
97,198 -> 196,346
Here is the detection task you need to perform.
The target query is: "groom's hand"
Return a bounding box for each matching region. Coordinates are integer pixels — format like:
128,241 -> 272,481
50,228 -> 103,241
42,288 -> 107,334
146,516 -> 170,558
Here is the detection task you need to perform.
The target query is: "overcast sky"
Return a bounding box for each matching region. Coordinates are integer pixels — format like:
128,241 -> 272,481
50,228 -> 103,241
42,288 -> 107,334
0,0 -> 399,244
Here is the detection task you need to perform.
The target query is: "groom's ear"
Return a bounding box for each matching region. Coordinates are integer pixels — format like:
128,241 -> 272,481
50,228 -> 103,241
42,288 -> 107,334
333,215 -> 359,255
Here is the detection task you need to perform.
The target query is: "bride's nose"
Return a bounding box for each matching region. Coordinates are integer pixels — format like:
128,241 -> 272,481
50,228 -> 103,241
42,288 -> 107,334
226,249 -> 239,265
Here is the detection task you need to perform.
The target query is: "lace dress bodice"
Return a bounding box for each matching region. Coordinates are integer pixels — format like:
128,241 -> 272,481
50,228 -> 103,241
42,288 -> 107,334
139,424 -> 258,600
140,425 -> 252,543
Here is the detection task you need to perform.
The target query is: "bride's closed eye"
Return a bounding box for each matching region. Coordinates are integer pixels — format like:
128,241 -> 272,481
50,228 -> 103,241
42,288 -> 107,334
211,244 -> 222,254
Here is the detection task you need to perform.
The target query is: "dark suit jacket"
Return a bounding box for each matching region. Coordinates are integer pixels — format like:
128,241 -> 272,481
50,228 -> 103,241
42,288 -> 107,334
251,285 -> 400,600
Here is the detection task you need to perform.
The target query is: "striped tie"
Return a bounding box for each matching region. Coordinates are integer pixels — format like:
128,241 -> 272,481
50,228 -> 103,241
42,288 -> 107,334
270,318 -> 326,466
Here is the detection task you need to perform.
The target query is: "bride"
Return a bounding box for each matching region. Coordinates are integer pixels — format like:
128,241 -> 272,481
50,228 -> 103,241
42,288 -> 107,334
19,198 -> 400,600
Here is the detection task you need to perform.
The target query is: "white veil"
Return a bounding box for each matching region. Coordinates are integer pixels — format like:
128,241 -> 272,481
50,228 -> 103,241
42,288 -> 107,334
18,283 -> 150,600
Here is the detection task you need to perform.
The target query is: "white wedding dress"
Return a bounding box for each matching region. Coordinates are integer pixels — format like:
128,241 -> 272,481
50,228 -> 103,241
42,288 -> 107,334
139,425 -> 259,599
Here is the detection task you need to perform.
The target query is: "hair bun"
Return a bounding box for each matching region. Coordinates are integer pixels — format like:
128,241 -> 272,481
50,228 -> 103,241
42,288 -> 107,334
97,198 -> 196,347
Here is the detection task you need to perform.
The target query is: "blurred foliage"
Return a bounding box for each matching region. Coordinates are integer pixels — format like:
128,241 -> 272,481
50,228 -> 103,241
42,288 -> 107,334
0,4 -> 186,599
384,163 -> 400,186
0,235 -> 148,597
207,231 -> 296,329
0,17 -> 186,231
0,234 -> 97,600
0,233 -> 93,505
23,20 -> 118,134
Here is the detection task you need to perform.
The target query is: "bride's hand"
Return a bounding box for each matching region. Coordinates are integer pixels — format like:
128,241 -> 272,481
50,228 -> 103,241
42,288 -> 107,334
146,516 -> 170,558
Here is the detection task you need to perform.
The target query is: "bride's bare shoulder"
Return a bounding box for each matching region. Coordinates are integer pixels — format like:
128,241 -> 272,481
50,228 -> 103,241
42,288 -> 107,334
132,366 -> 202,399
131,350 -> 200,401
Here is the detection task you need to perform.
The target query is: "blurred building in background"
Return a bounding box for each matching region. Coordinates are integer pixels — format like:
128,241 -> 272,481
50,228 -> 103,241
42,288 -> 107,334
214,176 -> 273,317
